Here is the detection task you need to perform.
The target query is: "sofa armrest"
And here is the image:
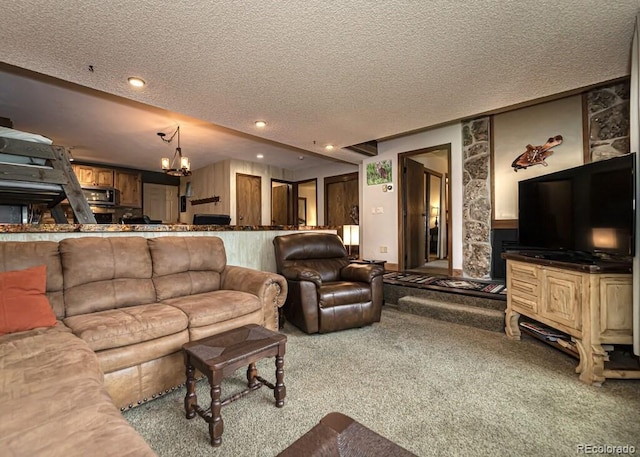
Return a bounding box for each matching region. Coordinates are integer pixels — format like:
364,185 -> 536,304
340,263 -> 384,284
280,266 -> 322,287
221,266 -> 288,331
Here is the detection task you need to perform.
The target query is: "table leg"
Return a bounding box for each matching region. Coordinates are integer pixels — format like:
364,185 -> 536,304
210,383 -> 223,447
184,360 -> 197,419
247,362 -> 258,387
274,355 -> 285,408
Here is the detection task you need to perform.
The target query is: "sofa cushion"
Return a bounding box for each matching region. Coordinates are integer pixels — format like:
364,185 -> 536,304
0,265 -> 57,335
161,290 -> 261,328
0,325 -> 156,456
64,303 -> 188,352
149,236 -> 226,300
60,237 -> 156,316
0,241 -> 65,318
319,282 -> 371,308
0,325 -> 101,400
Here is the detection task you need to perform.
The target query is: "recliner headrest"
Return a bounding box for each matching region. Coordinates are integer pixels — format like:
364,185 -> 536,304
274,233 -> 347,261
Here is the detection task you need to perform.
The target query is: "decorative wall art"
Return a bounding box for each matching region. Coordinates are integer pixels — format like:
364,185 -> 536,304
492,95 -> 584,221
366,160 -> 392,185
511,135 -> 563,171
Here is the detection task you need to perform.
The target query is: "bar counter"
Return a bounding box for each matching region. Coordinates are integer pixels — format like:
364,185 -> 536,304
0,224 -> 337,273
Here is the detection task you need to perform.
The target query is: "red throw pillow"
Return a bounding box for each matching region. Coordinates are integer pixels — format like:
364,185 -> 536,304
0,265 -> 57,335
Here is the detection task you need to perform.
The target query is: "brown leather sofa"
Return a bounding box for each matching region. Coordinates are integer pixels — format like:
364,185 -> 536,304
273,232 -> 384,334
0,235 -> 287,456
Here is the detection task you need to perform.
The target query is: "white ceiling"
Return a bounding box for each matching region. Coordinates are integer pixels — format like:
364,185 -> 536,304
1,1 -> 638,173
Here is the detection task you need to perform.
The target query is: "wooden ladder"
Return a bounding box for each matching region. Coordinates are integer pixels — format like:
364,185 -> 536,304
0,136 -> 96,223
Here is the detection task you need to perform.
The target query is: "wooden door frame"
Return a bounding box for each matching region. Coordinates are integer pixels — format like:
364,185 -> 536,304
323,172 -> 358,224
397,144 -> 452,274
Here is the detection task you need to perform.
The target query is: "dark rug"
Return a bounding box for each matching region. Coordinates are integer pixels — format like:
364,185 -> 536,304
383,272 -> 507,296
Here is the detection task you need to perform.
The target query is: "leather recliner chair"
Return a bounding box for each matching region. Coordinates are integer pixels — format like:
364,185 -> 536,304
273,232 -> 385,334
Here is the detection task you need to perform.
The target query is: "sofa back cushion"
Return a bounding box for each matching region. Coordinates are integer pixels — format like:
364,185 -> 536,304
0,241 -> 65,318
60,237 -> 156,316
148,236 -> 226,301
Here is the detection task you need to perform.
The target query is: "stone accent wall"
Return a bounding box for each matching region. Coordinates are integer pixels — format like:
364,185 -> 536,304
461,117 -> 491,279
587,81 -> 630,162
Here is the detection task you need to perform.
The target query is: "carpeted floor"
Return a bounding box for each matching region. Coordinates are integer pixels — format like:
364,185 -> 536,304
124,308 -> 640,457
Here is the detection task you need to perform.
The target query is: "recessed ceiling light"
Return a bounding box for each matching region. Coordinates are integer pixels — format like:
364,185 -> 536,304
254,120 -> 267,128
257,154 -> 264,159
325,145 -> 335,151
128,77 -> 146,88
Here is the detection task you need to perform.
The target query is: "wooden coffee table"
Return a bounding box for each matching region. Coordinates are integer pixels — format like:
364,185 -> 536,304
182,324 -> 287,447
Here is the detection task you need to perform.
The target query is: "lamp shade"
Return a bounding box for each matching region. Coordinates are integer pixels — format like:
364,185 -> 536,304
342,225 -> 359,246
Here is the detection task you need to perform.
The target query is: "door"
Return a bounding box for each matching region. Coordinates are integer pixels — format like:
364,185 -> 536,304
271,180 -> 292,225
404,158 -> 425,269
236,173 -> 261,225
143,183 -> 178,223
325,172 -> 358,226
398,145 -> 452,274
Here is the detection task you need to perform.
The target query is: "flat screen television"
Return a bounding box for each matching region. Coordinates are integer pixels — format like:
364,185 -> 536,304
518,153 -> 635,259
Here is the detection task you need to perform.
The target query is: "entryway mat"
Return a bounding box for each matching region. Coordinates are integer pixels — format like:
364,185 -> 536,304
383,272 -> 507,296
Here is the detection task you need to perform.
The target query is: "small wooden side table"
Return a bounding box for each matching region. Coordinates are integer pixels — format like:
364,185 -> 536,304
350,259 -> 387,269
182,324 -> 287,447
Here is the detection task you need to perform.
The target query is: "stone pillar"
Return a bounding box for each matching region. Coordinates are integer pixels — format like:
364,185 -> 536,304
586,81 -> 630,162
462,117 -> 491,279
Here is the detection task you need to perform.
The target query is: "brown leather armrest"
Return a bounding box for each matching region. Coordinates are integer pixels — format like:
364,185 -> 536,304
281,266 -> 322,287
340,263 -> 384,283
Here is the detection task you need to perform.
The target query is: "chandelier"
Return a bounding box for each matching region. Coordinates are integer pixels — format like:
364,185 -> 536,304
158,125 -> 191,176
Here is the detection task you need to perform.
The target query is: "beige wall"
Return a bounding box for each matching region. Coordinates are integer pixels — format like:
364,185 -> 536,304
180,159 -> 294,225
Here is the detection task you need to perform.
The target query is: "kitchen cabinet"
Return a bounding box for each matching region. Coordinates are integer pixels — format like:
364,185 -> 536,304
115,170 -> 142,208
72,164 -> 114,187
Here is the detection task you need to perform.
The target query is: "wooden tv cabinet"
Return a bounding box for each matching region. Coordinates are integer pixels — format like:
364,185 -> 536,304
503,253 -> 639,386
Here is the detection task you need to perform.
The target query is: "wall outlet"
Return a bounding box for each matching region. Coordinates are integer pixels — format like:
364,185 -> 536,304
379,246 -> 388,253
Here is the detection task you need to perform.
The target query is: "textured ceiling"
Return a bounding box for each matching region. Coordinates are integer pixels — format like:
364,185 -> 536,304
1,1 -> 638,172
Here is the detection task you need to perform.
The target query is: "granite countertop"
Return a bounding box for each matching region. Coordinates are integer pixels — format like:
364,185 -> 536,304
0,224 -> 337,233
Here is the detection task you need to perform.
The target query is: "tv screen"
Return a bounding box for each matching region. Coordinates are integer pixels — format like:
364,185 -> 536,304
518,153 -> 635,257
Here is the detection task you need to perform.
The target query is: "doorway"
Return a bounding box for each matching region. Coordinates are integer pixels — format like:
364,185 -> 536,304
270,178 -> 317,226
325,172 -> 359,258
399,145 -> 451,275
297,179 -> 317,225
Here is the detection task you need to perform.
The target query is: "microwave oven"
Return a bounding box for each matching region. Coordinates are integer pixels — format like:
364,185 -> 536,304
82,186 -> 120,206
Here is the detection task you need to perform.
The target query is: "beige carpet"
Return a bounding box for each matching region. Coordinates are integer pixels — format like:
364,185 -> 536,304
124,308 -> 640,457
